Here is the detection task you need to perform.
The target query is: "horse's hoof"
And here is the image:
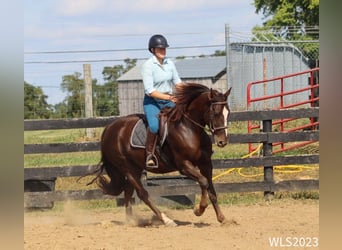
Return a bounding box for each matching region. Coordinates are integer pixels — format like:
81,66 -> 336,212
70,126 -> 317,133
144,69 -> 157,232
193,205 -> 203,216
165,220 -> 178,227
161,213 -> 177,227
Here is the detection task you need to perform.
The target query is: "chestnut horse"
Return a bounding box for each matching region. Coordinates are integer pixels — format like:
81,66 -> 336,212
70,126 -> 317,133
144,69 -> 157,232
88,83 -> 232,226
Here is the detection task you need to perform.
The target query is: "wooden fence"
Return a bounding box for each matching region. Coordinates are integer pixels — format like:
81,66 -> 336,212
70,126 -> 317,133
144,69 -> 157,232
24,108 -> 319,209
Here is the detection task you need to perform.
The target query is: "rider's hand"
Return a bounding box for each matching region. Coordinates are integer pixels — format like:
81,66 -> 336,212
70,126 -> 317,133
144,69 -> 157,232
169,95 -> 177,103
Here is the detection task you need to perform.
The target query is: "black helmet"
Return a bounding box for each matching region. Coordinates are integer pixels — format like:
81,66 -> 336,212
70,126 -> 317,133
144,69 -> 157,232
148,34 -> 169,53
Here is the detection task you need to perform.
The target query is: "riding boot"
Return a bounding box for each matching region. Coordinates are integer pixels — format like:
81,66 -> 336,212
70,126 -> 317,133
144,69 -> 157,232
145,129 -> 158,169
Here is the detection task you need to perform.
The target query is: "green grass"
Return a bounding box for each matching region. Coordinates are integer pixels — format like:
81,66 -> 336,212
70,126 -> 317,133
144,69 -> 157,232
24,152 -> 101,168
24,128 -> 103,144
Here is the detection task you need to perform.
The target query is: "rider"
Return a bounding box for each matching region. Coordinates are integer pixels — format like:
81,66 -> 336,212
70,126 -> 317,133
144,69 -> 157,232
141,34 -> 182,168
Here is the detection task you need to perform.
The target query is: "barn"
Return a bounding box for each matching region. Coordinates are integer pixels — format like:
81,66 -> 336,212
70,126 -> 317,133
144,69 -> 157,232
117,43 -> 312,115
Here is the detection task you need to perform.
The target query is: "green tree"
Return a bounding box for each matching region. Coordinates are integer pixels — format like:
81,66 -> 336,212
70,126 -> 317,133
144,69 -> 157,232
253,0 -> 319,39
95,58 -> 137,116
51,102 -> 68,119
59,72 -> 97,118
93,82 -> 118,116
53,59 -> 137,118
24,81 -> 51,119
60,72 -> 84,118
211,50 -> 226,56
252,0 -> 319,60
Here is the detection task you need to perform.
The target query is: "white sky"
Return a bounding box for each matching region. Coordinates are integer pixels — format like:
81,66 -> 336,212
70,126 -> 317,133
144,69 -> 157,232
24,0 -> 264,105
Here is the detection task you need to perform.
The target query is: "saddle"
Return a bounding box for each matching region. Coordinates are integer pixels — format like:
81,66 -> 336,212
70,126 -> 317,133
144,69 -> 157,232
130,110 -> 170,149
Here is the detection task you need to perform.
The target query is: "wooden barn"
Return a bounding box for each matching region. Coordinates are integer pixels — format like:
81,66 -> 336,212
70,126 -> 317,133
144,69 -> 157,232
117,56 -> 227,116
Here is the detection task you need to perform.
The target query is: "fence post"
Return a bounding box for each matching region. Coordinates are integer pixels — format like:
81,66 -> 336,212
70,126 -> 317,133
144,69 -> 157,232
263,119 -> 274,200
83,64 -> 94,138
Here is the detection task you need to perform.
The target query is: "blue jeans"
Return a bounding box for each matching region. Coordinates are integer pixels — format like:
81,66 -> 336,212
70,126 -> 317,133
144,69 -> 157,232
143,95 -> 175,134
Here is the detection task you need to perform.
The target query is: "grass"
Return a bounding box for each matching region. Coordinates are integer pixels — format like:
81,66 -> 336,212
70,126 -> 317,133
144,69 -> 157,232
24,122 -> 319,211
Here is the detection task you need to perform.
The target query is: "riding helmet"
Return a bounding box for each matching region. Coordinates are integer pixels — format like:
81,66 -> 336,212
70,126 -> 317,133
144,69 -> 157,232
148,34 -> 169,53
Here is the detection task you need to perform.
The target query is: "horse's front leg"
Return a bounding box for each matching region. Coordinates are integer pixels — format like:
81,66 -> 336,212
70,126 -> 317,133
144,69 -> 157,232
207,180 -> 226,223
187,162 -> 226,223
196,162 -> 227,223
193,175 -> 210,216
180,161 -> 209,217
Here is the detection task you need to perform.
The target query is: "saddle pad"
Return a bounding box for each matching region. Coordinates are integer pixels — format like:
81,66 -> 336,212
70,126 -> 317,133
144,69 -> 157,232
130,119 -> 148,149
130,118 -> 168,149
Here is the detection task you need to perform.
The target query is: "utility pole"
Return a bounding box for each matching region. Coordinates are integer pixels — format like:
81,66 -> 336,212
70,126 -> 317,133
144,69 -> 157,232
83,64 -> 94,138
225,23 -> 231,106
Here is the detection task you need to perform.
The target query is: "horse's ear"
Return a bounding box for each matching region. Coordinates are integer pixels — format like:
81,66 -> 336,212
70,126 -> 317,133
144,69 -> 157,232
224,87 -> 232,99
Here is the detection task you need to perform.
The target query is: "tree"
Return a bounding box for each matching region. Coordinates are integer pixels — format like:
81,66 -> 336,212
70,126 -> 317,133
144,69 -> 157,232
102,58 -> 137,82
93,82 -> 119,116
24,81 -> 52,119
51,102 -> 68,119
253,0 -> 319,39
60,72 -> 85,118
52,59 -> 136,118
95,58 -> 137,116
59,72 -> 97,118
252,0 -> 319,60
211,50 -> 226,56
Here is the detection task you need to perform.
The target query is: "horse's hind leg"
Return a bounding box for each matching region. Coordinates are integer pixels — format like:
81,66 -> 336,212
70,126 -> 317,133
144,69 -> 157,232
123,181 -> 135,220
125,172 -> 177,227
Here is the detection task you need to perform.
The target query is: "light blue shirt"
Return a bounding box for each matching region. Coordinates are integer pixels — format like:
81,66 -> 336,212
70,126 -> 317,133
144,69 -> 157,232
141,56 -> 181,95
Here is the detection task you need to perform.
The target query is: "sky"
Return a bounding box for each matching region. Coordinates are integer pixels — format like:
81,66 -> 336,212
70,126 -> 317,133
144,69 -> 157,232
24,0 -> 265,105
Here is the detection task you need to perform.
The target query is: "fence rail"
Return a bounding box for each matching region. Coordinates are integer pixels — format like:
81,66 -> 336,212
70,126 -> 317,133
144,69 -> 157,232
24,108 -> 319,209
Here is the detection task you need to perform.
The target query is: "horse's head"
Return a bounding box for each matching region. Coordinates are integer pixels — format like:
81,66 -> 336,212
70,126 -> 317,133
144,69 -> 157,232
173,83 -> 232,147
207,87 -> 232,147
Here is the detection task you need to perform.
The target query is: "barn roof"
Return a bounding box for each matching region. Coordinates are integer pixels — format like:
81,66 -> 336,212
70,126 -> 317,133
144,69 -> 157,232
117,56 -> 226,82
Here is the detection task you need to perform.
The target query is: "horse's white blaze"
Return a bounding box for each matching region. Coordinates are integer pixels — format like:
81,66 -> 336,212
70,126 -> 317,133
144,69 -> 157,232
223,106 -> 229,129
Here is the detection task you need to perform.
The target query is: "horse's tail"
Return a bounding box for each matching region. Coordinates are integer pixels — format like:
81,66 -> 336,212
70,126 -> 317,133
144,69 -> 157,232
78,125 -> 125,196
96,155 -> 125,196
79,154 -> 125,196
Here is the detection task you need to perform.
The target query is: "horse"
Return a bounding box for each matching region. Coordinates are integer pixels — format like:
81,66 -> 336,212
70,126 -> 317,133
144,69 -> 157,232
88,82 -> 232,226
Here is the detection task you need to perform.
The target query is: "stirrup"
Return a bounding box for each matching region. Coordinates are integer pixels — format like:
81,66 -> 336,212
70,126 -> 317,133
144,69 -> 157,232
146,154 -> 158,169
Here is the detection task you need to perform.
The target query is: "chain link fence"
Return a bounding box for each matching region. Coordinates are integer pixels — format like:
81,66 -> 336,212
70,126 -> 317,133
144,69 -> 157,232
226,27 -> 319,110
224,27 -> 320,154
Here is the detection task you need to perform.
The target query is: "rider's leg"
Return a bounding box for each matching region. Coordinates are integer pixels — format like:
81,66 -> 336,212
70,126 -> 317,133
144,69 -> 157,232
143,96 -> 160,168
145,128 -> 158,168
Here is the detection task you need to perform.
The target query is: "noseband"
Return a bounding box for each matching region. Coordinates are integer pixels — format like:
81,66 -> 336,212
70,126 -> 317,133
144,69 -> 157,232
182,101 -> 228,134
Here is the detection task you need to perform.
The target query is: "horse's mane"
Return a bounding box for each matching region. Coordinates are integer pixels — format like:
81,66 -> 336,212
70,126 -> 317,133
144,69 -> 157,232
164,82 -> 210,122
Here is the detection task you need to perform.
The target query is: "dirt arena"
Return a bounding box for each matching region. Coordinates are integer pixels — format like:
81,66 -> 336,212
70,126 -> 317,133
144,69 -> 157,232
24,198 -> 318,250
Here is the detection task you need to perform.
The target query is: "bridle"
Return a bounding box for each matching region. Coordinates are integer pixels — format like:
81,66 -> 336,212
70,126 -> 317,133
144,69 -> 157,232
182,101 -> 229,134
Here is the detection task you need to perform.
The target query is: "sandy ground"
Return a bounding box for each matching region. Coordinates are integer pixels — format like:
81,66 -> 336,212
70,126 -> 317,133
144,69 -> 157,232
24,199 -> 318,250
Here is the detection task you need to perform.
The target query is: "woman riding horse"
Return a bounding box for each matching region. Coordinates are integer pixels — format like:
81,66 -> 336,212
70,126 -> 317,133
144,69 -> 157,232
88,82 -> 232,227
141,34 -> 183,169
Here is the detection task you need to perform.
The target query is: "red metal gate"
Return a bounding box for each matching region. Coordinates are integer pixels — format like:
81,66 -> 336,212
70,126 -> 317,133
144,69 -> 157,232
247,67 -> 319,154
